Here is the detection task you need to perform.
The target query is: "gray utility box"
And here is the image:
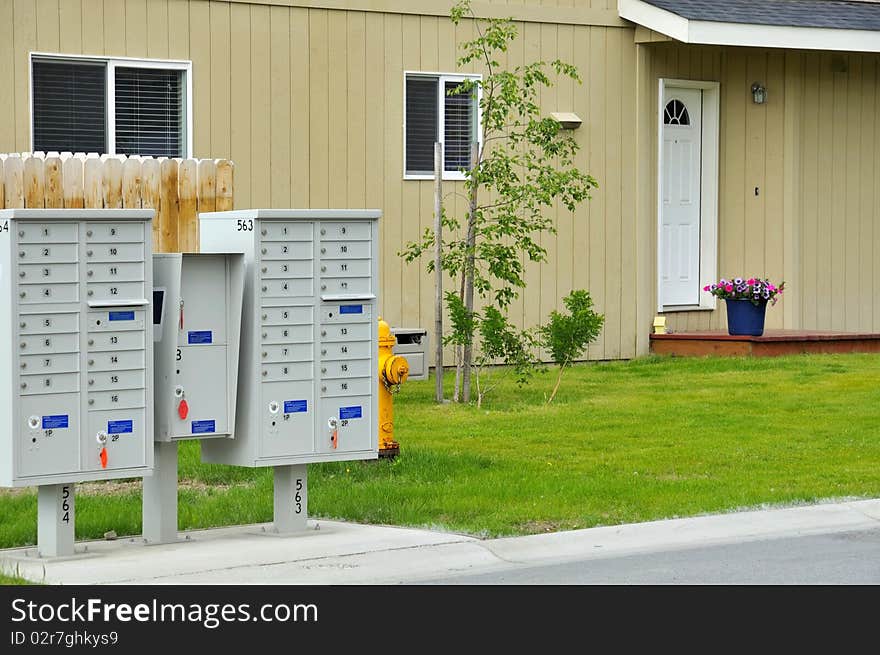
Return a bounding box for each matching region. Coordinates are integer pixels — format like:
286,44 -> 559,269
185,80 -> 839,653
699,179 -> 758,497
391,328 -> 428,380
198,209 -> 381,466
152,253 -> 245,441
0,209 -> 155,487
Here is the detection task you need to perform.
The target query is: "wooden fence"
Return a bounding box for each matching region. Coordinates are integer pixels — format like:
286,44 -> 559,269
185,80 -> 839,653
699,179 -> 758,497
0,153 -> 234,253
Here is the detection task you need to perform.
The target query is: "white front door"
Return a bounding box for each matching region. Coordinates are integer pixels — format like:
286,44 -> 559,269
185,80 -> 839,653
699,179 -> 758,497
660,86 -> 702,307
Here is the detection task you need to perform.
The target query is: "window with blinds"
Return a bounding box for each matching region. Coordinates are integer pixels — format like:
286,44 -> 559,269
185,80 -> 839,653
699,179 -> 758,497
115,67 -> 184,158
404,73 -> 480,178
31,56 -> 188,158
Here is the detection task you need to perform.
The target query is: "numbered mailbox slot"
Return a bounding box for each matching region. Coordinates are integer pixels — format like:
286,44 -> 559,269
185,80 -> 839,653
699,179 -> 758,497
319,276 -> 371,295
19,332 -> 79,355
20,352 -> 79,375
320,340 -> 371,361
16,222 -> 78,243
320,303 -> 372,324
20,372 -> 80,395
87,330 -> 145,352
319,240 -> 371,259
17,243 -> 78,263
260,241 -> 312,260
261,325 -> 313,345
320,397 -> 372,453
18,283 -> 79,304
320,358 -> 371,379
85,242 -> 144,262
260,221 -> 313,241
260,278 -> 313,298
88,349 -> 146,372
86,261 -> 145,282
320,322 -> 371,343
261,260 -> 313,279
261,343 -> 314,363
88,388 -> 145,411
88,369 -> 145,392
318,222 -> 371,241
84,409 -> 146,471
85,222 -> 143,242
261,362 -> 314,382
261,306 -> 314,326
319,258 -> 370,278
18,263 -> 78,284
86,281 -> 145,302
320,377 -> 372,398
18,312 -> 79,335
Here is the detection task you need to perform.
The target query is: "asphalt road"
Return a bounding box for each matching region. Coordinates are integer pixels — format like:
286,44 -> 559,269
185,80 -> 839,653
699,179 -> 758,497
416,527 -> 880,584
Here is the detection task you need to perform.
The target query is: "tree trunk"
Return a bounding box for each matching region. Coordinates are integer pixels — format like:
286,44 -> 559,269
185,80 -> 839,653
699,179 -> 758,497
433,142 -> 444,403
461,142 -> 480,403
547,360 -> 568,405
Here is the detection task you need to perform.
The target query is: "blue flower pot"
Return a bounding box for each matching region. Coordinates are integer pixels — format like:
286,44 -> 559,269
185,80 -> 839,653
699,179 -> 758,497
725,299 -> 767,336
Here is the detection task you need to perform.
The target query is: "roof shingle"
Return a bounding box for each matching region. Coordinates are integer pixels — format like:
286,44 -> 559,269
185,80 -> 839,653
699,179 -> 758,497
643,0 -> 880,30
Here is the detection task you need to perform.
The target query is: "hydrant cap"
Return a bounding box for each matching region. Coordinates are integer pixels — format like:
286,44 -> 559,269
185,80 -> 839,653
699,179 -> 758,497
378,316 -> 396,347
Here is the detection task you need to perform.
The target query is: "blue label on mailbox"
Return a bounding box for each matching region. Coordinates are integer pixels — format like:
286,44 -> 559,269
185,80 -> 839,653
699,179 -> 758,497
192,420 -> 216,434
42,415 -> 69,429
339,305 -> 363,315
107,420 -> 133,434
284,400 -> 308,413
339,406 -> 363,420
188,331 -> 213,344
109,311 -> 135,321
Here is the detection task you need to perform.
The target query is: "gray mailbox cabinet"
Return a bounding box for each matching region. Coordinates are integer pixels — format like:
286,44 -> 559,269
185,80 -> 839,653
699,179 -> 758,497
391,328 -> 428,381
198,209 -> 381,468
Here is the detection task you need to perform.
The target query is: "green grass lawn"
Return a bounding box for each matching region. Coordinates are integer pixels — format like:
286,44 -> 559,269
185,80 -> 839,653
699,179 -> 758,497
1,353 -> 879,550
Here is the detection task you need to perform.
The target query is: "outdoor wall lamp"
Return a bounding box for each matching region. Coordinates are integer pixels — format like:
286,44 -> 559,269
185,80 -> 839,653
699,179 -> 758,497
751,82 -> 767,104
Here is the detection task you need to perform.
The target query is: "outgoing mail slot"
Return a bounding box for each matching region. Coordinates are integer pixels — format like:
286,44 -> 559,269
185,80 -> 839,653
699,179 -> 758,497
260,306 -> 314,326
86,281 -> 145,302
85,222 -> 143,242
88,309 -> 146,331
260,222 -> 313,241
260,278 -> 313,298
319,277 -> 371,296
320,303 -> 373,324
86,261 -> 145,282
261,362 -> 313,382
318,222 -> 371,241
260,241 -> 312,260
86,242 -> 144,262
18,283 -> 79,304
320,340 -> 371,360
20,352 -> 80,375
18,263 -> 78,283
88,349 -> 146,372
261,260 -> 313,279
320,358 -> 371,379
20,372 -> 80,395
261,343 -> 314,363
320,377 -> 372,397
87,330 -> 145,352
261,325 -> 313,344
17,222 -> 78,243
320,322 -> 371,342
17,243 -> 78,263
319,241 -> 371,259
19,332 -> 79,355
88,369 -> 145,392
88,388 -> 145,411
18,312 -> 79,335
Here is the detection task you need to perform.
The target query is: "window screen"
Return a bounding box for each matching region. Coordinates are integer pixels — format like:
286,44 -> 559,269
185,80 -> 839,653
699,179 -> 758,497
444,80 -> 475,172
32,59 -> 107,153
405,77 -> 439,176
115,67 -> 185,158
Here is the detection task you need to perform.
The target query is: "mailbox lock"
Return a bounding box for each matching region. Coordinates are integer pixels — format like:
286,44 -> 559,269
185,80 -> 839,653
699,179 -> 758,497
261,286 -> 267,292
19,321 -> 26,328
18,251 -> 25,257
20,362 -> 26,369
261,229 -> 267,236
261,267 -> 267,273
262,351 -> 267,358
19,342 -> 26,349
88,359 -> 94,365
88,399 -> 94,405
327,417 -> 338,430
320,228 -> 326,236
261,248 -> 267,254
262,332 -> 268,338
20,382 -> 27,389
86,250 -> 93,257
87,290 -> 94,296
18,271 -> 25,278
18,230 -> 24,237
88,339 -> 94,346
321,266 -> 327,272
262,370 -> 268,377
321,330 -> 327,336
28,416 -> 40,430
320,248 -> 326,254
96,431 -> 108,445
321,284 -> 327,291
269,401 -> 280,414
321,367 -> 327,373
87,270 -> 94,277
261,313 -> 267,320
19,291 -> 26,298
88,379 -> 94,386
87,230 -> 93,237
174,385 -> 185,399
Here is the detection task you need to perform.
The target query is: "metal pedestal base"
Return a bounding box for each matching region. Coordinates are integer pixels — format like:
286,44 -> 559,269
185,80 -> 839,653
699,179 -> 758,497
37,484 -> 75,558
272,464 -> 308,534
142,441 -> 179,544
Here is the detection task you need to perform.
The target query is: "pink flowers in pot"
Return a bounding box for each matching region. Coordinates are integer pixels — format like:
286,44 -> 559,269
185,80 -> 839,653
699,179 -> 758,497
702,277 -> 785,306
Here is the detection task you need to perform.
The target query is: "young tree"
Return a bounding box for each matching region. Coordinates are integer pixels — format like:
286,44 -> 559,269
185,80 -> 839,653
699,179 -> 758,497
401,0 -> 598,403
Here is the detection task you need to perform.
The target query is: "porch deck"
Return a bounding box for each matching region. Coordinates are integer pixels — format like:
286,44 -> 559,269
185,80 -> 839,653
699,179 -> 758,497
649,330 -> 880,357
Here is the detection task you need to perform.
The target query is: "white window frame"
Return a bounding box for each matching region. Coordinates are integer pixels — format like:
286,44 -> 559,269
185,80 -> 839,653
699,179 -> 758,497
403,71 -> 483,181
29,52 -> 193,158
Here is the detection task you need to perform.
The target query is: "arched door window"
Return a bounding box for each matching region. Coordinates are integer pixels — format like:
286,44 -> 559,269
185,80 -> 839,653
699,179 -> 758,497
663,99 -> 690,126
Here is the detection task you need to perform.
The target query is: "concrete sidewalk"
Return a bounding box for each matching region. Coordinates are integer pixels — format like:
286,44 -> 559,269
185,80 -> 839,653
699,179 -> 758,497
3,498 -> 880,584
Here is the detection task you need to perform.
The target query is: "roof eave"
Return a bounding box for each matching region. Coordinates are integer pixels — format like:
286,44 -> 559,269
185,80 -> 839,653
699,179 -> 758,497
618,0 -> 880,52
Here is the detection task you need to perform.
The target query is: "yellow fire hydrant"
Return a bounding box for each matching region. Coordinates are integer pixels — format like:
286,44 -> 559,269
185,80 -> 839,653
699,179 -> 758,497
378,317 -> 409,458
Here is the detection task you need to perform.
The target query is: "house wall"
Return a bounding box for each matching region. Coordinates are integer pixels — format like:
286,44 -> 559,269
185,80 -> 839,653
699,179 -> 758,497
642,43 -> 880,335
0,0 -> 644,361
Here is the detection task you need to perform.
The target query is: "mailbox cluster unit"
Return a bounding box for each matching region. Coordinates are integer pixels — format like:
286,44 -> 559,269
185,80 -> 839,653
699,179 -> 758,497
199,210 -> 381,467
0,209 -> 154,488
